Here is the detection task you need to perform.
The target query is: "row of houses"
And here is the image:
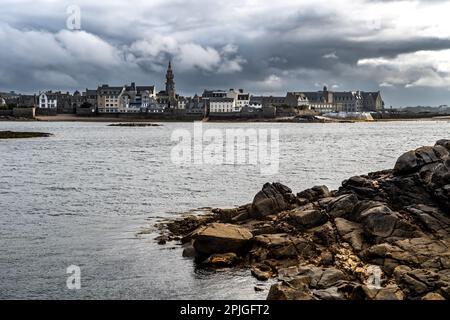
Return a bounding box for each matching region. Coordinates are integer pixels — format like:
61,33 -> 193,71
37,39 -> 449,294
1,62 -> 384,117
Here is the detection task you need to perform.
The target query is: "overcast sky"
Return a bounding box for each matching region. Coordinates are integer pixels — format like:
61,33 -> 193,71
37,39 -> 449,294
1,0 -> 450,107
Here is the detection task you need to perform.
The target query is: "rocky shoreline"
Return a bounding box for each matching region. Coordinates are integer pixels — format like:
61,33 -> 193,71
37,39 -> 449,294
158,139 -> 450,300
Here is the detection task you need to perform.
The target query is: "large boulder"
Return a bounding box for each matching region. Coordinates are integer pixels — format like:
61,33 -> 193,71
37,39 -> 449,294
251,182 -> 294,218
288,209 -> 327,230
327,193 -> 358,218
297,185 -> 331,202
435,139 -> 450,152
430,159 -> 450,188
192,223 -> 253,256
341,176 -> 377,198
359,204 -> 399,238
393,146 -> 445,175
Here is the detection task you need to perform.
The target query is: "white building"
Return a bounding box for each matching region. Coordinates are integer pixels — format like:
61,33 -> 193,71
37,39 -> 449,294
177,97 -> 187,109
235,92 -> 250,111
209,97 -> 236,113
38,92 -> 57,109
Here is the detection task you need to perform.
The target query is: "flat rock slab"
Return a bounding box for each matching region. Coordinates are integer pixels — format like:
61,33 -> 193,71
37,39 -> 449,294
192,223 -> 253,256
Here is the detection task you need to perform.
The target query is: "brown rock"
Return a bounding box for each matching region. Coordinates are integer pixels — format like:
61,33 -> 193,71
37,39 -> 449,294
251,182 -> 294,218
192,223 -> 253,256
203,253 -> 239,267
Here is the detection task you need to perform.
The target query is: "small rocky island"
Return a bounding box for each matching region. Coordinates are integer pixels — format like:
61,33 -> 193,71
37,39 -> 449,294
160,139 -> 450,300
0,131 -> 52,139
108,123 -> 162,127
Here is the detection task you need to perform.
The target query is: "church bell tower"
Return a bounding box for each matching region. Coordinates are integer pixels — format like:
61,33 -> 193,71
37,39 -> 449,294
165,61 -> 176,101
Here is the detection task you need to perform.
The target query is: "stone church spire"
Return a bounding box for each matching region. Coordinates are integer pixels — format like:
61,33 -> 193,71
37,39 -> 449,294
165,60 -> 175,100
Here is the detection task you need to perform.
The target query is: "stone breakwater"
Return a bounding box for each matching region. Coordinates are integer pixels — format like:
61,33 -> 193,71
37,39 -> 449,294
159,139 -> 450,300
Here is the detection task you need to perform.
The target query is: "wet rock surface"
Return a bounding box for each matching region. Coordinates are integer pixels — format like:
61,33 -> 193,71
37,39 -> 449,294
159,140 -> 450,300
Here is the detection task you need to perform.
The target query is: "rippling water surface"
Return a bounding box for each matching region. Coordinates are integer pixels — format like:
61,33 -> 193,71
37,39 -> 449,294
0,120 -> 448,299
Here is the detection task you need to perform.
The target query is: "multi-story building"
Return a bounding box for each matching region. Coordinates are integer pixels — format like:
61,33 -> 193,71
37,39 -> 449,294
38,92 -> 58,109
97,83 -> 156,113
209,97 -> 236,113
249,96 -> 264,109
84,89 -> 98,109
362,91 -> 384,111
285,92 -> 310,107
97,85 -> 122,113
235,90 -> 250,111
333,91 -> 363,112
286,87 -> 383,114
262,96 -> 286,108
118,82 -> 157,113
185,95 -> 206,114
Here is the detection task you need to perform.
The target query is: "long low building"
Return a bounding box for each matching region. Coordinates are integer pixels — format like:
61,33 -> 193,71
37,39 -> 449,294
286,87 -> 384,113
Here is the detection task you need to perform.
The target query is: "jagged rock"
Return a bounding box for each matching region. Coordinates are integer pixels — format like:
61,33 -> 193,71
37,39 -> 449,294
436,139 -> 450,151
341,176 -> 377,198
253,233 -> 316,259
267,283 -> 315,300
203,253 -> 239,267
405,205 -> 450,236
251,264 -> 273,281
430,159 -> 450,188
310,222 -> 336,246
335,218 -> 364,251
288,209 -> 327,229
213,204 -> 252,223
192,223 -> 253,256
182,244 -> 196,258
379,174 -> 436,208
363,237 -> 450,274
297,185 -> 331,202
361,284 -> 405,300
357,204 -> 417,239
246,221 -> 278,236
434,185 -> 450,211
393,146 -> 443,175
327,193 -> 358,218
292,265 -> 347,289
318,251 -> 334,266
312,287 -> 345,300
251,182 -> 294,218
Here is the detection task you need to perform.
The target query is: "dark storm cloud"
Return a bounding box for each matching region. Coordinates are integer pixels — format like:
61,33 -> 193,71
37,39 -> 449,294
0,0 -> 450,106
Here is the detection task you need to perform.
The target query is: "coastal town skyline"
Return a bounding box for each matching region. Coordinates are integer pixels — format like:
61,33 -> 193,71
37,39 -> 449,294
1,0 -> 450,108
1,60 -> 387,120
